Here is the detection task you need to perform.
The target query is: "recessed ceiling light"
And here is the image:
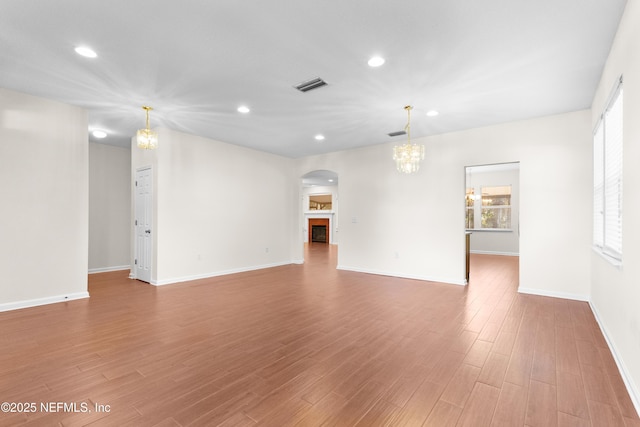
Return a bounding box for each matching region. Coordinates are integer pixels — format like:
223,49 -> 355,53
328,179 -> 334,183
237,106 -> 250,113
314,134 -> 325,141
368,56 -> 385,67
92,130 -> 107,139
74,46 -> 97,58
426,110 -> 439,117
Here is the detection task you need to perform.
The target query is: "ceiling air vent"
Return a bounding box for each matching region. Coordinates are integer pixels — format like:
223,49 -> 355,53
388,130 -> 407,137
294,77 -> 328,92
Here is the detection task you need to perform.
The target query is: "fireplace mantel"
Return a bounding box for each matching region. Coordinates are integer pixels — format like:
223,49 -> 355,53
304,210 -> 334,215
303,212 -> 335,244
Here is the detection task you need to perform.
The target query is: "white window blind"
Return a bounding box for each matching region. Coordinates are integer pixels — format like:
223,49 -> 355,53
594,78 -> 623,262
593,122 -> 604,248
604,87 -> 623,258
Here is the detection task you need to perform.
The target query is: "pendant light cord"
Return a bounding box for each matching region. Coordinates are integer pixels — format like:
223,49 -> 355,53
404,105 -> 412,144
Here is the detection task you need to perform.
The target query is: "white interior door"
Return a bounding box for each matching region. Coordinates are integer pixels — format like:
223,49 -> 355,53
135,167 -> 152,283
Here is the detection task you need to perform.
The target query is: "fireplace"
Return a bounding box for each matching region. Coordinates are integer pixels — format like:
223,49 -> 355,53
311,225 -> 327,243
307,217 -> 330,244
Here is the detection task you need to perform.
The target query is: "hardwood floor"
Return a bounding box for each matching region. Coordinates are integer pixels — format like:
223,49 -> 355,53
0,244 -> 638,426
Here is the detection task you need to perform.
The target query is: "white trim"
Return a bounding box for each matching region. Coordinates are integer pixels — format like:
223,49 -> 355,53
470,250 -> 519,256
466,229 -> 513,233
150,261 -> 296,286
589,301 -> 640,418
304,210 -> 335,215
517,287 -> 589,302
88,265 -> 131,274
336,265 -> 467,286
592,247 -> 623,269
0,292 -> 90,312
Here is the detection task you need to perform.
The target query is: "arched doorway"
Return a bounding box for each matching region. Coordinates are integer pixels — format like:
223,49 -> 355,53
301,170 -> 339,262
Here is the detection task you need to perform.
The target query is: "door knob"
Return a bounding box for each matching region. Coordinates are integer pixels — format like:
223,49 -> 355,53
145,229 -> 151,234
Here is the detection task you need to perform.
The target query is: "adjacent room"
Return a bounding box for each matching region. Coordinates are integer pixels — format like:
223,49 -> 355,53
1,1 -> 639,425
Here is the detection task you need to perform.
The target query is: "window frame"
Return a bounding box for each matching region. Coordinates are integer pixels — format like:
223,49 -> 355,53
479,185 -> 512,230
465,184 -> 513,232
593,75 -> 623,265
465,187 -> 475,229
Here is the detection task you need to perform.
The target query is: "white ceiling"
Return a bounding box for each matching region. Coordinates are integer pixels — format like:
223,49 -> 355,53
0,0 -> 627,158
302,170 -> 339,187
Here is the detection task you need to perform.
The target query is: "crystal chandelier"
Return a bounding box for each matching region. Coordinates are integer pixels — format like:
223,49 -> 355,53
136,106 -> 158,149
393,105 -> 424,173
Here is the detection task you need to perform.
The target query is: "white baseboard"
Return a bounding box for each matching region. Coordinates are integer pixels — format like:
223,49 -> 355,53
589,301 -> 640,418
517,287 -> 589,302
0,292 -> 90,312
151,261 -> 295,286
336,265 -> 467,286
470,250 -> 519,256
88,265 -> 130,274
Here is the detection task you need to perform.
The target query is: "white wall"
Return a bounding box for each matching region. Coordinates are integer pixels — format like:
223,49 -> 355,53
0,88 -> 88,310
466,165 -> 520,256
89,142 -> 131,272
131,128 -> 297,285
295,110 -> 591,293
590,0 -> 640,413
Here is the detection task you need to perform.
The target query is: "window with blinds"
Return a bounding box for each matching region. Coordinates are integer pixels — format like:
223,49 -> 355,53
593,77 -> 623,262
464,185 -> 512,230
480,186 -> 512,229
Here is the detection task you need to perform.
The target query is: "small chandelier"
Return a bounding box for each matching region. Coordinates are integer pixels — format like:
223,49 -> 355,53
136,106 -> 158,149
393,105 -> 424,173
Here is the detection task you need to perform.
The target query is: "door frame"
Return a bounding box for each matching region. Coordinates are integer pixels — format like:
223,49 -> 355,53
134,166 -> 153,283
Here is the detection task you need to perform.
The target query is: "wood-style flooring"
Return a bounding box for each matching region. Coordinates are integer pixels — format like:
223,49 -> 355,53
0,244 -> 638,426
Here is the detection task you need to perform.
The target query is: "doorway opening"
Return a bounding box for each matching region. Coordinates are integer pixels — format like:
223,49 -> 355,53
464,162 -> 520,285
301,170 -> 338,262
